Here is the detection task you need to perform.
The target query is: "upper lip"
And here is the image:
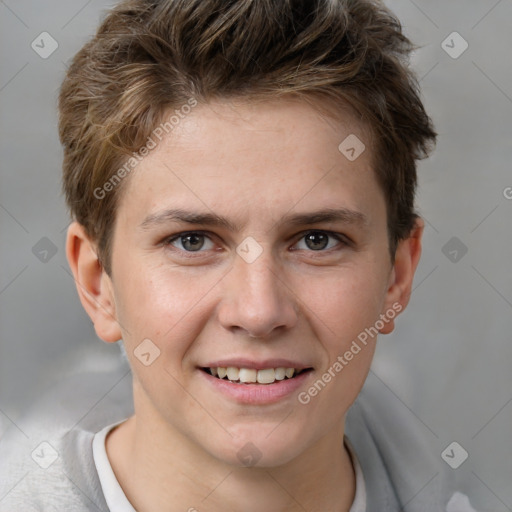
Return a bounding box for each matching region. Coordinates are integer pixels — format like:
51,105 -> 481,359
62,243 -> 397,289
200,358 -> 313,370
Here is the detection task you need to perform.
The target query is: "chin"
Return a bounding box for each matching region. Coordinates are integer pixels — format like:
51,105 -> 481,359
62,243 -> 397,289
204,425 -> 311,469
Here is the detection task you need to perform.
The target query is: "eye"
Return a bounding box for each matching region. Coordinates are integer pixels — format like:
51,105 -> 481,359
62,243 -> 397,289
162,229 -> 349,258
293,230 -> 347,252
166,231 -> 215,253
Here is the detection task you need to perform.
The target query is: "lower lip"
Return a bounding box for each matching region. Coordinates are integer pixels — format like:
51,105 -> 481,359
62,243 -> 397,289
198,369 -> 313,405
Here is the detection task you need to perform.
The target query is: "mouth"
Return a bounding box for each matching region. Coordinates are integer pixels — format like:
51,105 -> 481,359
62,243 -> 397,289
200,366 -> 314,385
198,363 -> 315,404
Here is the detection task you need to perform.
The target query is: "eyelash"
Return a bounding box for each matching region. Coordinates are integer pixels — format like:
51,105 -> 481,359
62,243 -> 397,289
162,230 -> 350,258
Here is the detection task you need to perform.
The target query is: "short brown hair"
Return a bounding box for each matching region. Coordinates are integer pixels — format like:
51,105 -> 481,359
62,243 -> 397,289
59,0 -> 436,275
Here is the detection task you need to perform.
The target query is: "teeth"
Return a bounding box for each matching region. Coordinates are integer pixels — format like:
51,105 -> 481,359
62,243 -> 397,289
257,368 -> 275,384
208,366 -> 302,384
285,368 -> 295,379
226,367 -> 239,380
274,367 -> 286,380
239,368 -> 257,383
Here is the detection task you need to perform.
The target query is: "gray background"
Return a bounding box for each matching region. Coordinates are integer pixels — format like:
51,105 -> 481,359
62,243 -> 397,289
1,0 -> 511,509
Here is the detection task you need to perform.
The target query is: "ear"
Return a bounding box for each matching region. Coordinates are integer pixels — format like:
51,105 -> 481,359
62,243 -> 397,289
379,217 -> 424,334
65,221 -> 122,343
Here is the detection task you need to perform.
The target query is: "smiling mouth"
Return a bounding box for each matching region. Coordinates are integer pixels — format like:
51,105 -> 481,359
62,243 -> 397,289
200,366 -> 313,385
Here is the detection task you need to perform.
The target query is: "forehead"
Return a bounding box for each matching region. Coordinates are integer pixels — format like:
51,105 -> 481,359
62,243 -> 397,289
116,97 -> 383,229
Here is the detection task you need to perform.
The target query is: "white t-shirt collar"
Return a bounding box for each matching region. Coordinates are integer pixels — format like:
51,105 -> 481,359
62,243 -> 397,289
93,420 -> 367,512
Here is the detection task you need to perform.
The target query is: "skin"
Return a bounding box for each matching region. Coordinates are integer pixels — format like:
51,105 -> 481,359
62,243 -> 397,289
66,97 -> 423,512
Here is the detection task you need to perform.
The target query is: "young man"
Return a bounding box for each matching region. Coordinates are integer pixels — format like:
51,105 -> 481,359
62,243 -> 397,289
1,0 -> 469,510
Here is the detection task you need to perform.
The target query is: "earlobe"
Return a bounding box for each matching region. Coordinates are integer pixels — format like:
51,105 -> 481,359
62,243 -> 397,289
65,221 -> 122,343
379,217 -> 424,335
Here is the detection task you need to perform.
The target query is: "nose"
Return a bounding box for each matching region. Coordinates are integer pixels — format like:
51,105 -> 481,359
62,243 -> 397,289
217,250 -> 299,339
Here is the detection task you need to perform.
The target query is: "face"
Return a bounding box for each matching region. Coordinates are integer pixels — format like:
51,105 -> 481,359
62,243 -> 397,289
92,97 -> 412,467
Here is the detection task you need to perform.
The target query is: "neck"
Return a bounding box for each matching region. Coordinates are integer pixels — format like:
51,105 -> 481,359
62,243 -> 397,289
106,386 -> 356,512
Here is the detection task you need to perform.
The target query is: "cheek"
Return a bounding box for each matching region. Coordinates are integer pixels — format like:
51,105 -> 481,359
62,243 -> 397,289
291,266 -> 384,397
291,264 -> 386,343
113,260 -> 220,358
294,272 -> 381,420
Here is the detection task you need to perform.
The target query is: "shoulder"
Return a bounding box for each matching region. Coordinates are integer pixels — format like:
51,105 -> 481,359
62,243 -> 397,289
0,366 -> 133,512
0,431 -> 99,512
345,371 -> 456,511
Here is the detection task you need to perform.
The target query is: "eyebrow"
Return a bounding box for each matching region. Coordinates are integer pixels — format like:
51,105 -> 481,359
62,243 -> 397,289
139,207 -> 369,232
